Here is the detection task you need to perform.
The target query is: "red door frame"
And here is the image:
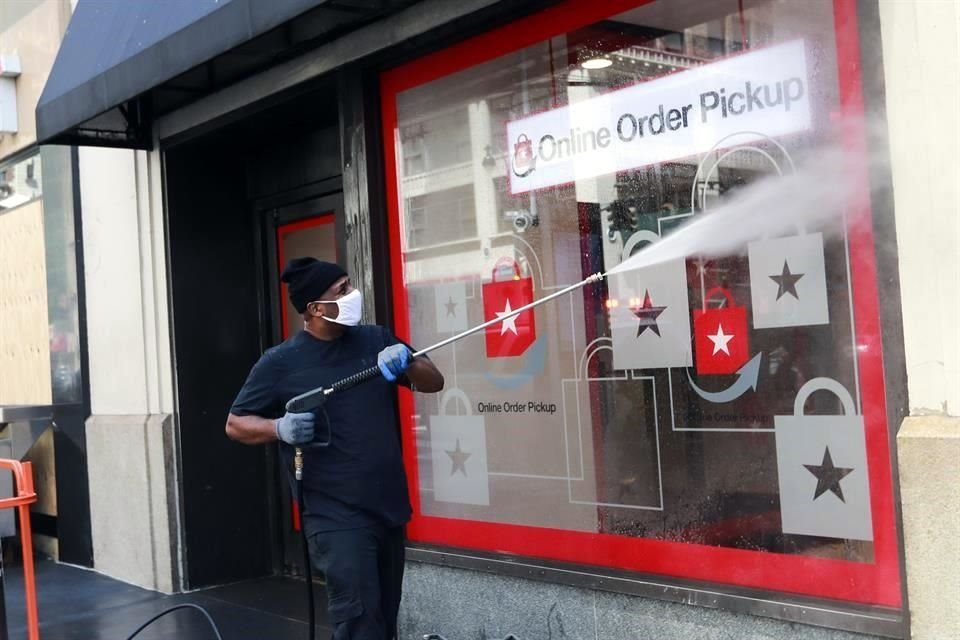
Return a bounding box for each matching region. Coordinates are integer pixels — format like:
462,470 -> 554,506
276,212 -> 335,531
380,0 -> 901,607
277,213 -> 337,341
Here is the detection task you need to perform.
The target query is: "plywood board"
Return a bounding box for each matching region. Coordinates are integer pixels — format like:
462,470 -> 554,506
0,201 -> 52,404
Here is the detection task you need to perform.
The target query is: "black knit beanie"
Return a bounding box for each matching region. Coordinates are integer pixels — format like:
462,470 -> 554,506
281,258 -> 347,313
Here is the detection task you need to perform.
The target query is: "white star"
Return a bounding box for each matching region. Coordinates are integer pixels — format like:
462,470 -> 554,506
496,299 -> 519,335
708,323 -> 734,355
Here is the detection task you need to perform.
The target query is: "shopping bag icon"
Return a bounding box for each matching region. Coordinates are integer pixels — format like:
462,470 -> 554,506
512,134 -> 535,177
693,287 -> 750,375
774,378 -> 872,540
482,258 -> 536,358
429,389 -> 490,506
435,281 -> 468,333
609,230 -> 692,371
562,339 -> 663,510
748,231 -> 829,329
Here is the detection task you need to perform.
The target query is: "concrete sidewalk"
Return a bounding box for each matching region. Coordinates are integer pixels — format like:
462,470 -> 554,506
3,560 -> 328,639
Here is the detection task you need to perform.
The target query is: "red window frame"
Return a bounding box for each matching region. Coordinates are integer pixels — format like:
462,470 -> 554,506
380,0 -> 901,607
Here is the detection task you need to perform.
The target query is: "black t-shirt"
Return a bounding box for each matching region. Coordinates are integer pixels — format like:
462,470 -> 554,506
230,325 -> 413,532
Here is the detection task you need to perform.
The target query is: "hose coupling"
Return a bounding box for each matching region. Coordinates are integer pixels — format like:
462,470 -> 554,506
294,447 -> 304,481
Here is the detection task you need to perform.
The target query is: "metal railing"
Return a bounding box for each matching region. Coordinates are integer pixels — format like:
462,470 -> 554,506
0,458 -> 40,640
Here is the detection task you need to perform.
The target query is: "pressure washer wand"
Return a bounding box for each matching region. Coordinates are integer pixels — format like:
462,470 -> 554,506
285,272 -> 603,414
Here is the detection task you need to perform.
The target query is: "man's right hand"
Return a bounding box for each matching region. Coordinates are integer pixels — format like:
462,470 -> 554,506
275,411 -> 315,445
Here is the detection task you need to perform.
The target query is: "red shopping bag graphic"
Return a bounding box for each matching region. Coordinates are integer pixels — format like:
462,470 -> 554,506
482,259 -> 536,358
693,287 -> 750,375
512,134 -> 535,177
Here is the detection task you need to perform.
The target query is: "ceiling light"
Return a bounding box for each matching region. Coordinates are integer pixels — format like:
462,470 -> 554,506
581,57 -> 612,70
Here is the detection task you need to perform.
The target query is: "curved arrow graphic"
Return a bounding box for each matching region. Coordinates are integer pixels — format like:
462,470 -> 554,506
686,352 -> 763,404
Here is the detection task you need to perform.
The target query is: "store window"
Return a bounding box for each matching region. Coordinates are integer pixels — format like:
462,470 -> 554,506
0,151 -> 42,212
382,0 -> 899,608
40,146 -> 84,405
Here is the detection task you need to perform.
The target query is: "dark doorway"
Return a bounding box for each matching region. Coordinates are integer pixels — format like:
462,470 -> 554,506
261,192 -> 344,577
165,84 -> 342,589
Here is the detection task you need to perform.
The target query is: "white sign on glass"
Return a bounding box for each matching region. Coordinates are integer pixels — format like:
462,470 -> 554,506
609,230 -> 692,371
748,231 -> 830,328
774,378 -> 873,541
429,389 -> 490,506
507,40 -> 812,193
434,281 -> 469,333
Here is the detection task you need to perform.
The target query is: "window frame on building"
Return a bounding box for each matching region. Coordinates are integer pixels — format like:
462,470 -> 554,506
377,0 -> 902,629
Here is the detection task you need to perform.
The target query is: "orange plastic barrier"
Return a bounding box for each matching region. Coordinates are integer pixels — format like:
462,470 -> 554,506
0,459 -> 39,640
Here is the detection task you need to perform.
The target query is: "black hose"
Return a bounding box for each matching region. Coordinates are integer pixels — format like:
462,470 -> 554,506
286,365 -> 381,413
122,482 -> 317,640
124,603 -> 224,640
329,364 -> 381,393
298,475 -> 317,640
287,363 -> 386,639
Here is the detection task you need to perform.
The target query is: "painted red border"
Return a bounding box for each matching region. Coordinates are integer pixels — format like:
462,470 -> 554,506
381,0 -> 901,607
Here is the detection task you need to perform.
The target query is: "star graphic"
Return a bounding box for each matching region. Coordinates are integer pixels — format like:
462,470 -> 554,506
803,446 -> 854,502
445,438 -> 472,477
708,323 -> 734,355
496,300 -> 519,336
769,260 -> 804,300
631,290 -> 667,337
444,296 -> 458,317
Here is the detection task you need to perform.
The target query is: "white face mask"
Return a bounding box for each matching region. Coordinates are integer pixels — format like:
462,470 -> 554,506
316,288 -> 363,326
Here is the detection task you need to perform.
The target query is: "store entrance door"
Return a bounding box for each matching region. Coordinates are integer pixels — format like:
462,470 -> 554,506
263,191 -> 343,576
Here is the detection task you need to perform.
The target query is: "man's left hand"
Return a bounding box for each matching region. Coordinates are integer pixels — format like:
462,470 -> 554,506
378,344 -> 411,382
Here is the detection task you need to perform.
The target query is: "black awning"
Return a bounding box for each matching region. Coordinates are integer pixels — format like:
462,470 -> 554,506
37,0 -> 331,147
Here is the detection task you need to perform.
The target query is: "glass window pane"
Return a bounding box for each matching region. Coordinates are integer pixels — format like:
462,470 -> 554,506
39,146 -> 85,405
0,152 -> 42,212
385,0 -> 893,604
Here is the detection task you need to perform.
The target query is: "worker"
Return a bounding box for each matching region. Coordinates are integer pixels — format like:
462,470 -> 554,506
225,257 -> 444,640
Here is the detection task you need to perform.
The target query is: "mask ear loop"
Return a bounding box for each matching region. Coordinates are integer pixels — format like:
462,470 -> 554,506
306,300 -> 335,323
312,288 -> 360,320
317,289 -> 364,326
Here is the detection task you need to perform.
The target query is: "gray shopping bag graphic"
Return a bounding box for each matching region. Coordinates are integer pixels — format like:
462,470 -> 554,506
562,342 -> 663,510
429,389 -> 489,506
609,230 -> 692,371
434,281 -> 468,333
748,232 -> 829,328
774,378 -> 873,541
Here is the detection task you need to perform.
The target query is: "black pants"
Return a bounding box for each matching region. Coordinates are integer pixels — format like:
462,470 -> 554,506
307,524 -> 405,640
